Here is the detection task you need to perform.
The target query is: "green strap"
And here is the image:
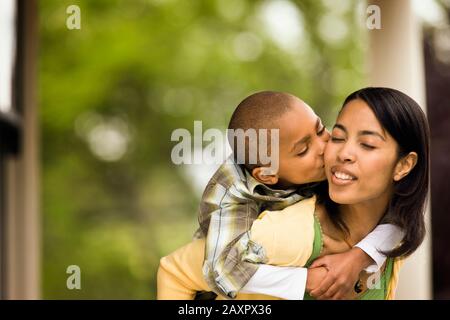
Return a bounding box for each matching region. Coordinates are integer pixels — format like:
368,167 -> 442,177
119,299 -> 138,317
305,214 -> 323,267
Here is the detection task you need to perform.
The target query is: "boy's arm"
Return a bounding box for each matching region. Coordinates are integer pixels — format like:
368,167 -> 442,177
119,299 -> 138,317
200,183 -> 261,299
241,265 -> 308,300
241,264 -> 328,300
354,224 -> 405,272
309,223 -> 405,299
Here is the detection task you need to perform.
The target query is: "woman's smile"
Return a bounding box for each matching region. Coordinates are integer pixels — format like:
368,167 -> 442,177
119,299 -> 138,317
330,166 -> 358,186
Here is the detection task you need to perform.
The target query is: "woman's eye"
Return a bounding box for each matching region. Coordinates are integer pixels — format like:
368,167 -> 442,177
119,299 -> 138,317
297,147 -> 308,156
331,136 -> 344,142
361,143 -> 376,150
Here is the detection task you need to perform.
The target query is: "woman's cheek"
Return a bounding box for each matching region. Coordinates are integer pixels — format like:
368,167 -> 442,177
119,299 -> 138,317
324,144 -> 336,166
363,157 -> 395,191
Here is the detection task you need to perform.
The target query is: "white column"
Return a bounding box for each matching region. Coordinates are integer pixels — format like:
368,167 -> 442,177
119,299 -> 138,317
367,0 -> 432,299
5,0 -> 40,299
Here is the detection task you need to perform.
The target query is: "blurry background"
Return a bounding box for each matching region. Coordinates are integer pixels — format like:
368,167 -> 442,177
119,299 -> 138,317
40,0 -> 368,299
0,0 -> 449,299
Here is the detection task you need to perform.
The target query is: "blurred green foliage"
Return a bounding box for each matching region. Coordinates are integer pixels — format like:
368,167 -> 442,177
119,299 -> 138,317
39,0 -> 365,299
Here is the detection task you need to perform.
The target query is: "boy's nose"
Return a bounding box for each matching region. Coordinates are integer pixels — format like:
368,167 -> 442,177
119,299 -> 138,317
319,142 -> 324,154
323,129 -> 331,142
318,131 -> 329,155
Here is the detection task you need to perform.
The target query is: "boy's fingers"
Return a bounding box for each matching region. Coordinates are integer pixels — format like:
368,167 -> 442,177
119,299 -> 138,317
317,282 -> 340,300
309,261 -> 323,269
330,293 -> 344,300
310,257 -> 327,269
310,274 -> 335,297
331,287 -> 350,300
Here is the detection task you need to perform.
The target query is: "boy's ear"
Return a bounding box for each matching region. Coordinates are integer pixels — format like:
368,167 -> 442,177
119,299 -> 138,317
252,167 -> 279,185
393,151 -> 418,182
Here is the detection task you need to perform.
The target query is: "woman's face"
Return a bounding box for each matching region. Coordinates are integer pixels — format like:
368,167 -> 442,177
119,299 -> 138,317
324,99 -> 400,205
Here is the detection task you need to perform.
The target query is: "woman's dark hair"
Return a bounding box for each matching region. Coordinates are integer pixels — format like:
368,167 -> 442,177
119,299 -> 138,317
320,87 -> 430,258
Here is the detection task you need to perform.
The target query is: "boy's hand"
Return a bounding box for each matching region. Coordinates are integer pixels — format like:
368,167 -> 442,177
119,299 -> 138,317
305,267 -> 328,293
308,248 -> 374,300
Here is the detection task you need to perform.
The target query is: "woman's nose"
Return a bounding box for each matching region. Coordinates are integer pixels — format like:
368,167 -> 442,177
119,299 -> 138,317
337,142 -> 355,163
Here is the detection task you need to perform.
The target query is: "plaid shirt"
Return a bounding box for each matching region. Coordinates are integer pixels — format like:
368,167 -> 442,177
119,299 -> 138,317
194,157 -> 307,299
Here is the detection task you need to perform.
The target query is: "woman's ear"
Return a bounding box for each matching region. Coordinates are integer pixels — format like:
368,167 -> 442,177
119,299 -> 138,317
252,167 -> 279,185
393,152 -> 418,181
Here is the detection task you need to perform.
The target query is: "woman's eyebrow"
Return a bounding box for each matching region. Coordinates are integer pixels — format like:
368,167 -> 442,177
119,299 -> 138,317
333,123 -> 346,132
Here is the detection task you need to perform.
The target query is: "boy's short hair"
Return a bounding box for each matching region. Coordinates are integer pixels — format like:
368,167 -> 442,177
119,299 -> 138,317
227,91 -> 296,170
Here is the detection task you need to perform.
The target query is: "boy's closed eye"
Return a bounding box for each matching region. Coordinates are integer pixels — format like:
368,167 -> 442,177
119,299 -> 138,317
297,146 -> 308,156
296,125 -> 326,157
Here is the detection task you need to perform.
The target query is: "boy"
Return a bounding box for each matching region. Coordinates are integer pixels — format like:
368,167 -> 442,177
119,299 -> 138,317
159,91 -> 401,299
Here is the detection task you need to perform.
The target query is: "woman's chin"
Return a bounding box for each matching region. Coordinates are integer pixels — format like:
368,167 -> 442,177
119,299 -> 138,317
329,190 -> 357,204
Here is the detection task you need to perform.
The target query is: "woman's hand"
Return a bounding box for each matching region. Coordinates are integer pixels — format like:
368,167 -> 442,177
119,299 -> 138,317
308,248 -> 374,300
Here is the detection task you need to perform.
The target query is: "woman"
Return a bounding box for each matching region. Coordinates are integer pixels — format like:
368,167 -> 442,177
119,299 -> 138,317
157,87 -> 430,300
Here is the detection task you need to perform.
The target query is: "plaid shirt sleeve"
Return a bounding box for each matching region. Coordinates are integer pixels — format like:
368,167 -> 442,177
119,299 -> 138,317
198,181 -> 264,299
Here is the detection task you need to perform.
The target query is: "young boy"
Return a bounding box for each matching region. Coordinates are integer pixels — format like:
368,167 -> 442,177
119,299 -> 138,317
159,91 -> 401,299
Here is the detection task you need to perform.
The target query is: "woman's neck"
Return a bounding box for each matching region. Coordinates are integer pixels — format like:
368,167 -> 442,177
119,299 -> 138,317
338,191 -> 392,245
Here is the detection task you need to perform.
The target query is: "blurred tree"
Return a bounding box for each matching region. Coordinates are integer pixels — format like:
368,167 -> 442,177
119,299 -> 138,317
39,0 -> 366,298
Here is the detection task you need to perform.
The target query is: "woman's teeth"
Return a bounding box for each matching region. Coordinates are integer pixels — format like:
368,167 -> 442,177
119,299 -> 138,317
334,171 -> 355,180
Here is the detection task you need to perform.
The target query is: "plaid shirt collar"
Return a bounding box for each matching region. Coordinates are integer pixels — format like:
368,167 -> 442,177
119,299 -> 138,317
238,163 -> 298,198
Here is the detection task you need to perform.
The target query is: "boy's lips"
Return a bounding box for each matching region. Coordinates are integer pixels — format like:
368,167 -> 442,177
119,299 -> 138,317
330,166 -> 357,186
